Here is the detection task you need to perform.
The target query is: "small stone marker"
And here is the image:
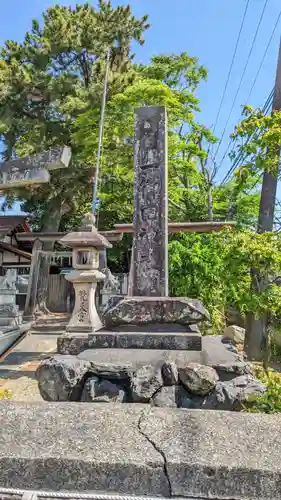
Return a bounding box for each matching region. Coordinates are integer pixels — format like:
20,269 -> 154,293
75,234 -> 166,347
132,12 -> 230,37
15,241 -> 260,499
129,106 -> 168,297
0,146 -> 71,189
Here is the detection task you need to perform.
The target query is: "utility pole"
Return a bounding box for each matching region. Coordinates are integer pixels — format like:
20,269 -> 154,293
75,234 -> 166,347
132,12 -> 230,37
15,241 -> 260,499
245,37 -> 281,360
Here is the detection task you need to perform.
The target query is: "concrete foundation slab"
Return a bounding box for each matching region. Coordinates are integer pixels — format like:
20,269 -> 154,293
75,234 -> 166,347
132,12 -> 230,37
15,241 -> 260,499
0,402 -> 280,499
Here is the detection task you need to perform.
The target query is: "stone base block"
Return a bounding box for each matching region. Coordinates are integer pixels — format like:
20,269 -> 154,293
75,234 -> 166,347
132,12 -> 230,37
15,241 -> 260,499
89,329 -> 202,350
0,402 -> 281,499
102,296 -> 209,328
57,333 -> 89,355
57,329 -> 202,355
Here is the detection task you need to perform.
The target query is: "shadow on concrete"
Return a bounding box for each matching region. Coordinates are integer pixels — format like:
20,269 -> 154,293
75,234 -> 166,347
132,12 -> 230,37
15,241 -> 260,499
0,351 -> 54,366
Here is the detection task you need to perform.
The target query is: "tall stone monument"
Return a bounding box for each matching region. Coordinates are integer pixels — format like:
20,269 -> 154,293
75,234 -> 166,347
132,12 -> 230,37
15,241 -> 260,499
129,107 -> 168,297
97,106 -> 209,350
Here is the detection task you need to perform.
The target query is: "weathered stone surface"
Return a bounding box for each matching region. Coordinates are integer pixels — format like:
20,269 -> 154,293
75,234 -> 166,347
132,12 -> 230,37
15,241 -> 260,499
36,355 -> 90,401
161,359 -> 178,385
139,407 -> 281,499
203,375 -> 266,411
89,329 -> 202,350
81,377 -> 126,403
0,402 -> 168,495
151,386 -> 177,407
176,385 -> 204,409
130,364 -> 163,402
57,333 -> 89,355
2,403 -> 281,498
215,361 -> 253,381
201,335 -> 242,368
78,349 -> 140,380
224,324 -> 245,344
179,362 -> 219,396
103,296 -> 209,328
151,385 -> 202,409
129,106 -> 168,297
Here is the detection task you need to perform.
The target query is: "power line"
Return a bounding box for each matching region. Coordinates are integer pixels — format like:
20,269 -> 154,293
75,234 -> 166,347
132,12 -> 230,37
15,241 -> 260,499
246,9 -> 281,103
218,88 -> 273,183
220,88 -> 274,185
212,0 -> 250,135
213,0 -> 269,164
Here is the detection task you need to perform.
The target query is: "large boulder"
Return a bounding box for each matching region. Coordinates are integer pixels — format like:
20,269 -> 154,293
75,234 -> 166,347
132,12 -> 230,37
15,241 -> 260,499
151,385 -> 203,409
36,355 -> 90,401
215,361 -> 253,382
179,363 -> 219,396
203,375 -> 267,411
130,364 -> 163,403
223,325 -> 245,344
81,377 -> 126,403
151,386 -> 178,408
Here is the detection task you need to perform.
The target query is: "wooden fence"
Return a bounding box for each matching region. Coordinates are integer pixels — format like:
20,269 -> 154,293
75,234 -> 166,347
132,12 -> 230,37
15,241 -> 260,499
46,274 -> 75,313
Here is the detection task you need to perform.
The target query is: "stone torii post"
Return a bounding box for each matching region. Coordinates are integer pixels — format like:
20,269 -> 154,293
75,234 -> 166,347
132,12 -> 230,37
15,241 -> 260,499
0,146 -> 72,319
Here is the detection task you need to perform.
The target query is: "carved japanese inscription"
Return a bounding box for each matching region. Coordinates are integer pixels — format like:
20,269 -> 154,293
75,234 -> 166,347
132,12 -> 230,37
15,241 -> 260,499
130,106 -> 168,297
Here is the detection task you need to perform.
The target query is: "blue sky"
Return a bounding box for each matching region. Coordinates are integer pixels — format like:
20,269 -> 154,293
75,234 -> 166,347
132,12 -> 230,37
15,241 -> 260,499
0,0 -> 281,213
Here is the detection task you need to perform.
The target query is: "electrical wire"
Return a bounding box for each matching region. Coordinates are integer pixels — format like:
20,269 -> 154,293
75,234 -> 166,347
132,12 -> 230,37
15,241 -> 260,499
213,0 -> 269,164
217,87 -> 274,175
246,9 -> 281,103
212,0 -> 250,135
220,88 -> 274,185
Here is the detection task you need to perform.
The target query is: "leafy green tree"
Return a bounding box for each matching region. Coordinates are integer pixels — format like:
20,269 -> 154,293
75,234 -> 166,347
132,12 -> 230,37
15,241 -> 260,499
73,52 -> 218,269
230,105 -> 281,360
231,106 -> 281,184
169,229 -> 281,369
0,1 -> 149,234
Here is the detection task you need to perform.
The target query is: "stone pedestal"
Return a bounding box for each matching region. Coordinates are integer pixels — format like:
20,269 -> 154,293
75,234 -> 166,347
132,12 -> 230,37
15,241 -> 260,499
59,213 -> 112,335
65,269 -> 105,333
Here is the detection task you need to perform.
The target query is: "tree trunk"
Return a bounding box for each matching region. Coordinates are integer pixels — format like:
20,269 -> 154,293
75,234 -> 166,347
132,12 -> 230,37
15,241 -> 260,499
207,183 -> 213,221
34,199 -> 63,317
245,171 -> 278,360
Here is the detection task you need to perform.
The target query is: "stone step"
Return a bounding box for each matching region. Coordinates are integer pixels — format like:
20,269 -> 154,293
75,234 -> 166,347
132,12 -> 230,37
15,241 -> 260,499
77,347 -> 204,369
88,329 -> 201,351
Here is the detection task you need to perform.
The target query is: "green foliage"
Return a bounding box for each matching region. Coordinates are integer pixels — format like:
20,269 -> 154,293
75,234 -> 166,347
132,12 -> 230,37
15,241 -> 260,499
244,367 -> 281,413
231,106 -> 281,184
169,230 -> 281,333
0,1 -> 149,232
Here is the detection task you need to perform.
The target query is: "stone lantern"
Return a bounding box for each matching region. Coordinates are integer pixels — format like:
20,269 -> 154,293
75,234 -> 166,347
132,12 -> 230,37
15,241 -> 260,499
59,213 -> 112,333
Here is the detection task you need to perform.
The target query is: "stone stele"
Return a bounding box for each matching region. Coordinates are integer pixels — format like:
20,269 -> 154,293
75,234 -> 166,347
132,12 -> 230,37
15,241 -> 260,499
102,106 -> 207,350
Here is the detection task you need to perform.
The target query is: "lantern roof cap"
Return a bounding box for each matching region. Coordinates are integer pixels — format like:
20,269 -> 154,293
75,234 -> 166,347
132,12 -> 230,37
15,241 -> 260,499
59,213 -> 112,249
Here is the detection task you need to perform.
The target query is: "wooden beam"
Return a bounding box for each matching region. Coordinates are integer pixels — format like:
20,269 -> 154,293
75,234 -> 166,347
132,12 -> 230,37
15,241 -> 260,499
16,230 -> 124,243
114,221 -> 236,234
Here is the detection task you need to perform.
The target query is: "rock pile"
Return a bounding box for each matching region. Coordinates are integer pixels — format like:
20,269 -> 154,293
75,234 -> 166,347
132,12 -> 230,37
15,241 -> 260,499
36,335 -> 266,411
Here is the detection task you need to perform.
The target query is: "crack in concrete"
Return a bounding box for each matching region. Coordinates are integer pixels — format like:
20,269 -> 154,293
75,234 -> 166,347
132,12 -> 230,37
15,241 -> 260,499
137,410 -> 172,498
